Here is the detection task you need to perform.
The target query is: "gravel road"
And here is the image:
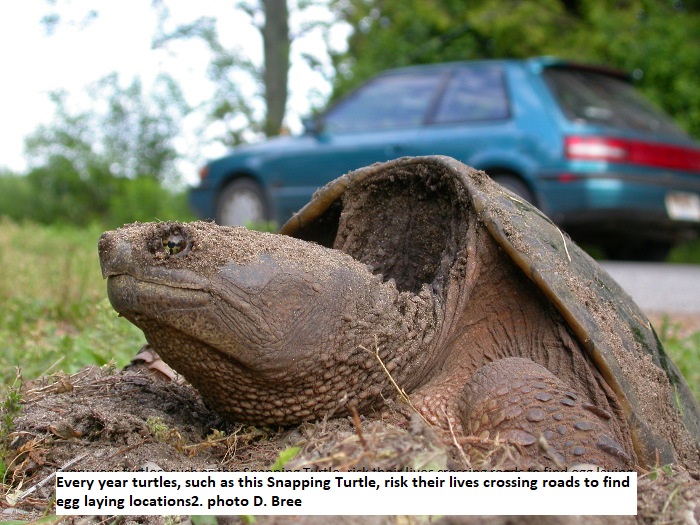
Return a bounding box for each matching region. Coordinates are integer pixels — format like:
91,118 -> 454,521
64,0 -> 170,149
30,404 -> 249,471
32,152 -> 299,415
600,262 -> 700,314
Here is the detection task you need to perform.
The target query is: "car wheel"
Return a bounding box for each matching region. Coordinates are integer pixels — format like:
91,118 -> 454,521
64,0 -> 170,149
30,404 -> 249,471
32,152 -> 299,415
491,174 -> 535,204
216,179 -> 269,226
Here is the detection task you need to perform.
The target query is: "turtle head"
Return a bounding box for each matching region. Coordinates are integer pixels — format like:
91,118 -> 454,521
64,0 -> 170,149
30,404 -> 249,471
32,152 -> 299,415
98,221 -> 400,424
99,221 -> 380,371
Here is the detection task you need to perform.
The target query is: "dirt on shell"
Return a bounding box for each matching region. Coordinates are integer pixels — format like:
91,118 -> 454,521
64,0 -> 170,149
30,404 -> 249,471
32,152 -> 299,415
2,364 -> 699,525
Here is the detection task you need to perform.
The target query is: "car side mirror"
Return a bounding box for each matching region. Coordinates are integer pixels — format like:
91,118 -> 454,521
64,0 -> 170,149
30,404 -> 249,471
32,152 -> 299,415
302,117 -> 321,135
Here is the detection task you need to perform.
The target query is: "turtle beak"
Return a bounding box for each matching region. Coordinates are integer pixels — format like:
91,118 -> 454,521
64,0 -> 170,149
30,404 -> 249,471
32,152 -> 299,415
98,228 -> 209,289
98,230 -> 133,279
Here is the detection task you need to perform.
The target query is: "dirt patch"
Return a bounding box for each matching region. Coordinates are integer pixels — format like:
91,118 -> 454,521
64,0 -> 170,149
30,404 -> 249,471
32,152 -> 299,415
2,366 -> 699,524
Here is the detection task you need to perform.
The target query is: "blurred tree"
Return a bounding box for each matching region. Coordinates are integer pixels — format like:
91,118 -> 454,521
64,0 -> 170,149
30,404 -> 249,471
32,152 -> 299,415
570,0 -> 700,138
329,0 -> 700,138
262,0 -> 291,137
40,0 -> 342,146
24,155 -> 113,225
152,0 -> 291,142
15,74 -> 192,226
40,0 -> 97,35
25,74 -> 188,183
329,0 -> 578,96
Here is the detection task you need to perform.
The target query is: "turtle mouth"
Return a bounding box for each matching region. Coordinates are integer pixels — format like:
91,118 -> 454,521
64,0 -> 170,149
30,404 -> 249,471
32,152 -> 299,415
106,274 -> 212,317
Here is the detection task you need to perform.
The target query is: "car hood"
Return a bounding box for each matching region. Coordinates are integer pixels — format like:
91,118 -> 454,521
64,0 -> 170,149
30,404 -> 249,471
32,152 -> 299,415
222,134 -> 315,156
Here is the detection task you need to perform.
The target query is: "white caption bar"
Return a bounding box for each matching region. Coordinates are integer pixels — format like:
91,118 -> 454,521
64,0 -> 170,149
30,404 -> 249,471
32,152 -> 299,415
55,471 -> 637,516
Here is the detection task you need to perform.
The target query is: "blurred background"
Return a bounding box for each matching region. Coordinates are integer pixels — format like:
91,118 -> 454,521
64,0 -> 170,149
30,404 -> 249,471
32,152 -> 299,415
1,0 -> 700,231
0,1 -> 698,397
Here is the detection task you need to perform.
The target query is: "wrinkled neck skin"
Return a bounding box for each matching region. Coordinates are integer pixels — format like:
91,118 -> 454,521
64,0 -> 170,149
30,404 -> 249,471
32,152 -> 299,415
162,257 -> 441,426
99,222 -> 442,426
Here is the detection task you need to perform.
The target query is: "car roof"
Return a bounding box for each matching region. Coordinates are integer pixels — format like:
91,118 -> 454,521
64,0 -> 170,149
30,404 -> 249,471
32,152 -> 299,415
377,56 -> 631,82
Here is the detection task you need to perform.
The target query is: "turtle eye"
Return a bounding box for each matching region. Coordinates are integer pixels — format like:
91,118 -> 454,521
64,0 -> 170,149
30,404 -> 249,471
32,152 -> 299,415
162,233 -> 189,255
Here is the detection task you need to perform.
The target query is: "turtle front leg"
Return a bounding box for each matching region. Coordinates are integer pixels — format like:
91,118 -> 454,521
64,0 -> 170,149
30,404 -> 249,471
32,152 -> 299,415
457,357 -> 632,470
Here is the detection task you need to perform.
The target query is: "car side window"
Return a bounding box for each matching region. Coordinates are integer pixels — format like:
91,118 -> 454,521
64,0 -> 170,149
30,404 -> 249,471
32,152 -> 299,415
323,73 -> 445,133
432,66 -> 509,124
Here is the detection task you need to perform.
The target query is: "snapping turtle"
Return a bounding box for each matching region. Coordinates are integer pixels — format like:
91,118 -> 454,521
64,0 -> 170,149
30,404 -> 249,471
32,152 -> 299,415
98,156 -> 699,471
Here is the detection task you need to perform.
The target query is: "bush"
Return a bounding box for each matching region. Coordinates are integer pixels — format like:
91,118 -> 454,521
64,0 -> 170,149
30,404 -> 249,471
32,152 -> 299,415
0,173 -> 34,223
669,239 -> 700,264
25,156 -> 112,224
107,175 -> 194,227
0,157 -> 194,228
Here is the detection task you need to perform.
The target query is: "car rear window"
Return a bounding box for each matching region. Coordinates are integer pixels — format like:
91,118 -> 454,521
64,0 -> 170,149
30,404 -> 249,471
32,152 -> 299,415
432,66 -> 509,124
543,67 -> 686,137
323,72 -> 445,133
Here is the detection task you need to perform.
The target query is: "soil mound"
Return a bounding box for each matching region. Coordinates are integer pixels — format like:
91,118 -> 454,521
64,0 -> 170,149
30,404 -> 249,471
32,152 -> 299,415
2,366 -> 698,524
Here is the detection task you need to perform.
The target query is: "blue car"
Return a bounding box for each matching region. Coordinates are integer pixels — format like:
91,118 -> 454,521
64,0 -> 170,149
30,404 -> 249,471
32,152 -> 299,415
189,56 -> 700,260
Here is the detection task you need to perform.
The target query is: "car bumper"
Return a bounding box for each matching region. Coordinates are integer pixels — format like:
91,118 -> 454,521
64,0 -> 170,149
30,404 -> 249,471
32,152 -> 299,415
537,171 -> 700,243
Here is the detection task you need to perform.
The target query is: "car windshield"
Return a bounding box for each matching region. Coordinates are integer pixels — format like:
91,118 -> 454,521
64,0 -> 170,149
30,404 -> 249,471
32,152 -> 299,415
543,67 -> 686,137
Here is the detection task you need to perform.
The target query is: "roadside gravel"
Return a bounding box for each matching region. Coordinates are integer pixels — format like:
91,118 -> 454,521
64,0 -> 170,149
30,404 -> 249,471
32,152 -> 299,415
600,262 -> 700,336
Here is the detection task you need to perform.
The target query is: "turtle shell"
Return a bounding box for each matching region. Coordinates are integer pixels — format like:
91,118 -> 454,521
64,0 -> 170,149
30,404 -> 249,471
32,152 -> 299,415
280,155 -> 699,467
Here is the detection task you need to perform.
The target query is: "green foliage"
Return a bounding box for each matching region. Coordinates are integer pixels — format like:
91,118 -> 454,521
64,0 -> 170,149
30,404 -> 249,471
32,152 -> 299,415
3,69 -> 195,228
331,0 -> 577,96
659,318 -> 700,400
26,74 -> 189,183
245,220 -> 279,233
0,172 -> 34,221
1,385 -> 22,436
146,416 -> 175,443
0,375 -> 23,481
668,239 -> 700,264
270,447 -> 302,471
330,0 -> 700,138
153,13 -> 265,146
0,166 -> 194,229
107,176 -> 195,226
190,517 -> 220,525
645,463 -> 675,481
24,155 -> 114,225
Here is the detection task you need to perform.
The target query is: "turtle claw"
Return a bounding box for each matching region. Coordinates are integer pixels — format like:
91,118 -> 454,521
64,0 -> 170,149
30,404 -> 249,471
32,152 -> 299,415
458,357 -> 631,470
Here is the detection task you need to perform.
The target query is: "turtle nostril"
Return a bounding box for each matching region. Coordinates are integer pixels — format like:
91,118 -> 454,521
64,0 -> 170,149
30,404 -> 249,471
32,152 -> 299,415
98,231 -> 135,277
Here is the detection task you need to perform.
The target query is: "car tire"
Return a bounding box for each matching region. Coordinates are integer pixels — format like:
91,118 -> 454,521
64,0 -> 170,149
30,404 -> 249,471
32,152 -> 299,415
604,241 -> 672,262
215,178 -> 269,227
491,174 -> 536,204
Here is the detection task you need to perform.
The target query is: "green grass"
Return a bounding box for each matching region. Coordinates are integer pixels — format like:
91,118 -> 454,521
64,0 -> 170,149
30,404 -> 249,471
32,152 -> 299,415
0,220 -> 698,404
0,219 -> 144,389
669,239 -> 700,264
658,318 -> 700,400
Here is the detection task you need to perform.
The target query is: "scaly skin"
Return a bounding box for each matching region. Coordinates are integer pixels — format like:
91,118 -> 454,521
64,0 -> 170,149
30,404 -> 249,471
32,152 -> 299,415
459,358 -> 630,469
99,221 -> 441,426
